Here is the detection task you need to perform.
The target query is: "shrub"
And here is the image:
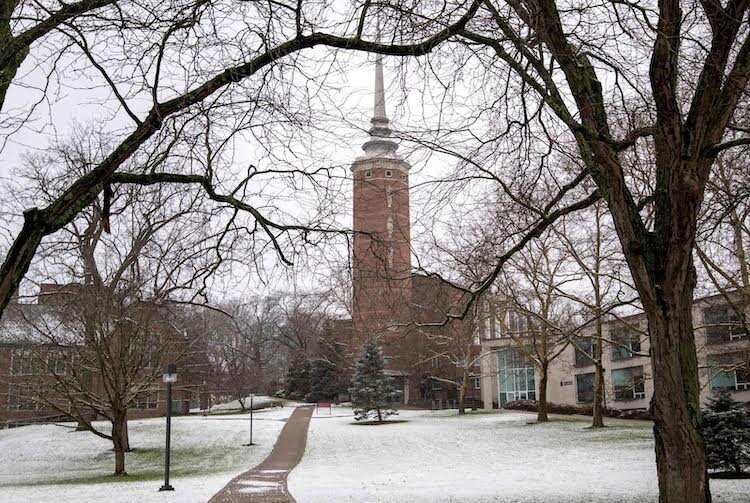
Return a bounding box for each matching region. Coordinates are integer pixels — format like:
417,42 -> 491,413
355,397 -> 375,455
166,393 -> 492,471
503,400 -> 651,420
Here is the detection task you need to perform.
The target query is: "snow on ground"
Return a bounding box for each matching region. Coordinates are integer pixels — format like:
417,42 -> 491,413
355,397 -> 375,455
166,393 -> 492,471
189,395 -> 304,414
288,407 -> 750,503
0,405 -> 296,503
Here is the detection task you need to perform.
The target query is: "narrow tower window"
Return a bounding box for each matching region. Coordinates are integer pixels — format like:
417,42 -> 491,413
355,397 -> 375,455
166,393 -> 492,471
385,170 -> 392,177
365,170 -> 372,178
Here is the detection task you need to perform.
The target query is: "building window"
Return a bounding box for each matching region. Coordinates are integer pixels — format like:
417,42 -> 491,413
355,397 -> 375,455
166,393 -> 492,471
47,350 -> 66,375
431,356 -> 439,368
473,377 -> 481,390
11,348 -> 36,375
504,311 -> 528,335
385,170 -> 392,177
7,384 -> 38,411
575,373 -> 595,403
365,170 -> 372,178
496,348 -> 536,406
704,305 -> 747,344
574,338 -> 597,367
431,379 -> 442,392
612,366 -> 646,401
134,391 -> 159,409
709,363 -> 750,391
740,368 -> 750,390
610,327 -> 641,361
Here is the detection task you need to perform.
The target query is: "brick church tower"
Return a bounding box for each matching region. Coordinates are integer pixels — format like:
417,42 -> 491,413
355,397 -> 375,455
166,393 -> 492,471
351,57 -> 413,373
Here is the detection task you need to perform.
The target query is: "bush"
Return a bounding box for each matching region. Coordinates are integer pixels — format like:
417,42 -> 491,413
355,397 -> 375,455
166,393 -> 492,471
503,400 -> 651,420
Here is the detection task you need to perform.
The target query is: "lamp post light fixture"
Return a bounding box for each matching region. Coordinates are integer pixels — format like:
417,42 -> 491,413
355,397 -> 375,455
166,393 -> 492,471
243,393 -> 255,446
159,363 -> 177,492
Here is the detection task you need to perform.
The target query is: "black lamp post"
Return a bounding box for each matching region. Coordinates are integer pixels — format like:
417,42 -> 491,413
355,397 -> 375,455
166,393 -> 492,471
159,363 -> 177,492
243,393 -> 255,446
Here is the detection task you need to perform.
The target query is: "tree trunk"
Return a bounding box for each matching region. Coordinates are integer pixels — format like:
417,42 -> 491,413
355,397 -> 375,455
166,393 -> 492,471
648,287 -> 709,502
458,368 -> 469,415
112,412 -> 128,475
122,415 -> 131,452
592,357 -> 605,428
592,308 -> 605,428
537,365 -> 548,422
457,386 -> 466,415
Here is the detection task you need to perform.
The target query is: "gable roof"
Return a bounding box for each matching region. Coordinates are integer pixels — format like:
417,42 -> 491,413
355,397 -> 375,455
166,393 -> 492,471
0,303 -> 83,346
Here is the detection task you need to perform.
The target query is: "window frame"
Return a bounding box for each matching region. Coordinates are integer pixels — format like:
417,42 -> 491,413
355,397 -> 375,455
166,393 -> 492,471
574,338 -> 597,367
612,366 -> 646,401
7,384 -> 39,411
575,373 -> 596,404
11,348 -> 36,375
710,365 -> 750,391
610,327 -> 642,361
134,390 -> 159,409
46,349 -> 66,375
704,305 -> 747,344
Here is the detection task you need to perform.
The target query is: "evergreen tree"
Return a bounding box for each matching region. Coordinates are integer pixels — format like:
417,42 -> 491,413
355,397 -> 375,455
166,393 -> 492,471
702,388 -> 750,474
284,353 -> 310,400
307,359 -> 341,402
349,339 -> 400,422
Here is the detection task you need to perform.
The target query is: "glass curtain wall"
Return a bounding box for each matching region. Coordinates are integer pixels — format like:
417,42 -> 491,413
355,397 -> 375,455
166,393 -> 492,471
497,348 -> 536,406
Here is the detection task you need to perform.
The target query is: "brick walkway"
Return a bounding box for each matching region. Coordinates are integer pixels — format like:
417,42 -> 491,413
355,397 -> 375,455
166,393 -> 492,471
208,406 -> 315,503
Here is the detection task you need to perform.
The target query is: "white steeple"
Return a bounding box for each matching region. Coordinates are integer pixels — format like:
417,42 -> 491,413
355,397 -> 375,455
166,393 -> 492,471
361,56 -> 400,159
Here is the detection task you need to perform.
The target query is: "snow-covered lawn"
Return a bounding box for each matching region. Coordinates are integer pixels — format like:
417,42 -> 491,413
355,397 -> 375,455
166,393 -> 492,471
288,407 -> 750,503
190,394 -> 298,414
3,405 -> 749,502
0,406 -> 295,502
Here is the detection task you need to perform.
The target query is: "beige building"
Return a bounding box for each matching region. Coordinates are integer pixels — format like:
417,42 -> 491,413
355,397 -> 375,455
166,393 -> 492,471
480,292 -> 750,411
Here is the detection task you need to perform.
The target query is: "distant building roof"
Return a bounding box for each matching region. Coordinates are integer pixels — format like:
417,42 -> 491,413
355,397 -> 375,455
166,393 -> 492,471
0,303 -> 82,345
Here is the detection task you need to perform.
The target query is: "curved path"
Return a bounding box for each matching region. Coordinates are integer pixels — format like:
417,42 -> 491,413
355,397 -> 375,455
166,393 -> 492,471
208,405 -> 315,503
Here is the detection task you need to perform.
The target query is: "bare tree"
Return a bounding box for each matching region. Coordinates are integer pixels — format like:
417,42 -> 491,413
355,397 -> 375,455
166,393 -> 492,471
693,151 -> 750,392
552,202 -> 635,427
413,288 -> 482,415
5,138 -> 219,474
0,1 -> 483,317
202,298 -> 286,408
495,237 -> 575,422
385,1 -> 750,497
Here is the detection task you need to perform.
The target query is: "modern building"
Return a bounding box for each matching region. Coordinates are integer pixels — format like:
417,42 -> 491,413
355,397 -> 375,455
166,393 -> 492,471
480,292 -> 750,411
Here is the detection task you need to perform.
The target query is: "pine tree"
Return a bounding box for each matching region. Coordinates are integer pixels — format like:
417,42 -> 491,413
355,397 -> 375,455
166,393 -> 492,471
284,353 -> 310,400
307,359 -> 341,402
702,388 -> 750,475
349,339 -> 400,422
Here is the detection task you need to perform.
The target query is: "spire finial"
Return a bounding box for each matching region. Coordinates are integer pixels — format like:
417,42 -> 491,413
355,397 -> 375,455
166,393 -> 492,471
374,56 -> 387,121
361,55 -> 399,159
